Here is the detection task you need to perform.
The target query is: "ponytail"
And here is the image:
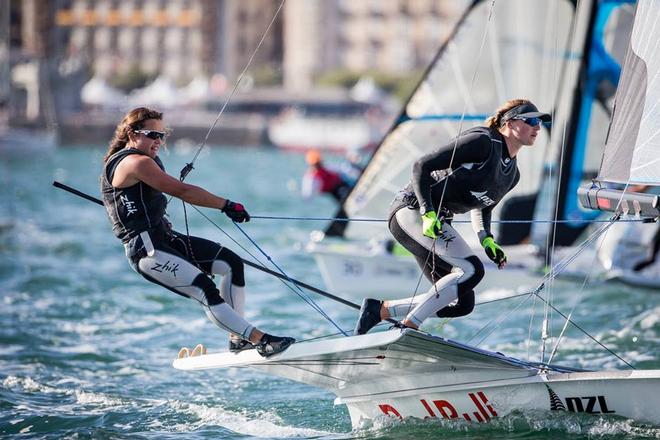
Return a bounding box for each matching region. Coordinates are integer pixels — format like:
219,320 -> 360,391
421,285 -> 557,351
485,98 -> 531,129
103,107 -> 163,162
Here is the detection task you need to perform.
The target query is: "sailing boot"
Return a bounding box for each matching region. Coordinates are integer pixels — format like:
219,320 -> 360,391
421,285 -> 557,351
354,298 -> 383,335
229,338 -> 255,354
255,334 -> 295,358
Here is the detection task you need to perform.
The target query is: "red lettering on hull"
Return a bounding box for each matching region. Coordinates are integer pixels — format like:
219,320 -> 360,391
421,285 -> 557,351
378,404 -> 402,419
378,390 -> 497,423
433,399 -> 458,419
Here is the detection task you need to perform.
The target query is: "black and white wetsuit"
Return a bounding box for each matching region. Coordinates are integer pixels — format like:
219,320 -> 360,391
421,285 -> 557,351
100,148 -> 255,340
387,126 -> 520,326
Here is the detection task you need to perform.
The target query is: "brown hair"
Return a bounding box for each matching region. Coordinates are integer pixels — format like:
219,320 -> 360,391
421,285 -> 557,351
103,107 -> 163,161
484,98 -> 532,129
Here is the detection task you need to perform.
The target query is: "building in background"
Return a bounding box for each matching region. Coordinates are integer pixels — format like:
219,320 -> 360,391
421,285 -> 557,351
45,0 -> 465,92
283,0 -> 468,92
5,0 -> 467,146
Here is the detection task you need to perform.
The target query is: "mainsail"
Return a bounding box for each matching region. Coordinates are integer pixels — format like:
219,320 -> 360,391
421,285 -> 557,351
579,0 -> 660,217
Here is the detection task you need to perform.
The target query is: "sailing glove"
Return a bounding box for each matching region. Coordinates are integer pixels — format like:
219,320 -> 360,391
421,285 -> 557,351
422,211 -> 443,239
481,236 -> 507,269
222,200 -> 250,223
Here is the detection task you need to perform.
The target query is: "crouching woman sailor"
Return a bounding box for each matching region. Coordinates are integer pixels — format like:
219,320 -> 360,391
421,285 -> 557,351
354,99 -> 550,335
100,107 -> 294,357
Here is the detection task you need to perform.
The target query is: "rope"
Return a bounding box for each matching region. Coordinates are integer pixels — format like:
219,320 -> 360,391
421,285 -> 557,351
231,221 -> 349,336
250,214 -> 648,224
184,204 -> 349,335
178,0 -> 287,182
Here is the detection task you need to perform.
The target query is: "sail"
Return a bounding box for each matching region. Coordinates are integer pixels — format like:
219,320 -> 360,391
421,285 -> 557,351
598,0 -> 660,186
329,0 -> 577,240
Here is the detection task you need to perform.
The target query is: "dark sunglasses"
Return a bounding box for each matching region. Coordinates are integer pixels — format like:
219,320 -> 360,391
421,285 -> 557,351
513,117 -> 542,127
134,129 -> 167,140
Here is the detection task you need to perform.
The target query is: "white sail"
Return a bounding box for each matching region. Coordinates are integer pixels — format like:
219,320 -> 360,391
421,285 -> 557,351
579,0 -> 660,217
599,0 -> 660,186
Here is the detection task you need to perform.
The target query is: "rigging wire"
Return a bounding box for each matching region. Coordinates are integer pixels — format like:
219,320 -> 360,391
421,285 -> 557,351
403,0 -> 499,316
185,203 -> 349,335
158,0 -> 353,334
539,0 -> 569,365
467,215 -> 635,368
231,221 -> 349,336
546,182 -> 636,363
249,214 -> 646,224
178,0 -> 287,182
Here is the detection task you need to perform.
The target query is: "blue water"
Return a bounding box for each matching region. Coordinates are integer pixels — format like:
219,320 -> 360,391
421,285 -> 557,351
1,145 -> 658,439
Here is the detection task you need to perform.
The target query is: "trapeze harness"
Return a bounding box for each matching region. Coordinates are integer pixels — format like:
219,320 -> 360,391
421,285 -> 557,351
387,126 -> 520,326
100,148 -> 255,340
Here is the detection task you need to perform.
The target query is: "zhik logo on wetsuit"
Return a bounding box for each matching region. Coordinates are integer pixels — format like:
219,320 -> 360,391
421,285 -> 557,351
119,194 -> 138,216
470,191 -> 495,206
150,260 -> 179,276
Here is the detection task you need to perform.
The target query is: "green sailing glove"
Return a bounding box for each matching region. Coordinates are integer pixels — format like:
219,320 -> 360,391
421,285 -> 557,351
481,236 -> 507,269
422,211 -> 443,239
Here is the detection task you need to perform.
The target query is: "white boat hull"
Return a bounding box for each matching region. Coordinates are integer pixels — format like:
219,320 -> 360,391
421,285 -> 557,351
309,242 -> 431,296
173,329 -> 660,428
342,370 -> 660,427
307,240 -> 542,297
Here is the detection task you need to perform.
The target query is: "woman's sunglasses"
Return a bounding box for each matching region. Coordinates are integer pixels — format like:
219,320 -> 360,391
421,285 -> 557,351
513,117 -> 542,127
134,129 -> 167,140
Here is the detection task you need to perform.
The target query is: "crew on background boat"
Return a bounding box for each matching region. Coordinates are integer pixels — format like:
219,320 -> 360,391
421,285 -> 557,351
100,107 -> 294,357
301,149 -> 353,203
354,99 -> 551,335
302,149 -> 366,237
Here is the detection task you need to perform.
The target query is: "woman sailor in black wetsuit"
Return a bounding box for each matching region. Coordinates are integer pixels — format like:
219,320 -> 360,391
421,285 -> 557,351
100,107 -> 294,357
354,99 -> 551,335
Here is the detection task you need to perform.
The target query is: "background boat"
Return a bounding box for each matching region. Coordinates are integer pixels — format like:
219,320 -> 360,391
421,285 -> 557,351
266,81 -> 395,154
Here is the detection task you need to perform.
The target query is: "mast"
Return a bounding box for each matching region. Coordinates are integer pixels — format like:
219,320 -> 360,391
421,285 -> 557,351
0,0 -> 9,130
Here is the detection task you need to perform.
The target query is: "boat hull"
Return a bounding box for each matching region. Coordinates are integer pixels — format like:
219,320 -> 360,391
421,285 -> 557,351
307,239 -> 542,296
173,329 -> 660,428
341,370 -> 660,427
309,241 -> 431,296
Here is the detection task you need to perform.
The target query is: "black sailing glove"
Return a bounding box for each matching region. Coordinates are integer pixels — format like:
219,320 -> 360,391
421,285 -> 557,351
222,200 -> 250,223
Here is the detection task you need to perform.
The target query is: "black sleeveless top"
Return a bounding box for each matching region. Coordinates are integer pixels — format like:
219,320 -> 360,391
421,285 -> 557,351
100,149 -> 168,243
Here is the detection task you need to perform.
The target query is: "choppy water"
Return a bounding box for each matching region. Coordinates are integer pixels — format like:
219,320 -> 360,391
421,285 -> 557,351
1,144 -> 658,439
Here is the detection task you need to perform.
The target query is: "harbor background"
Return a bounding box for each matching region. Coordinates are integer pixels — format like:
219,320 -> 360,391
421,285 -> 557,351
1,0 -> 471,150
